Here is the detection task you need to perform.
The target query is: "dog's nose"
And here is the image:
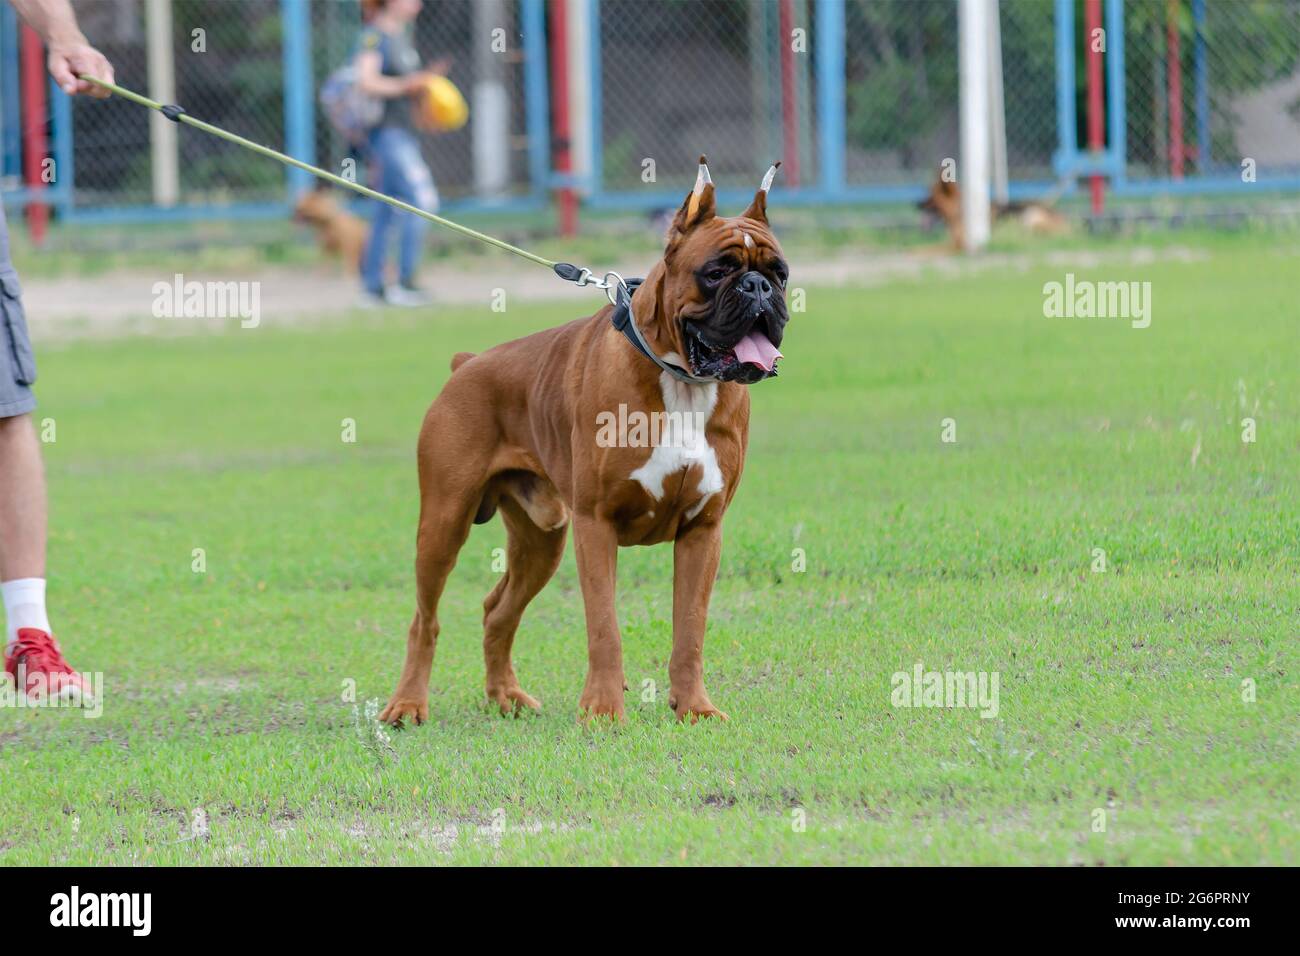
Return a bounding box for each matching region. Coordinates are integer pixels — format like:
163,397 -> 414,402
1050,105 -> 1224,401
738,271 -> 772,300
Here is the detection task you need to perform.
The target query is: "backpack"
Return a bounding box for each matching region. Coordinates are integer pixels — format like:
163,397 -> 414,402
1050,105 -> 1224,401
320,63 -> 382,148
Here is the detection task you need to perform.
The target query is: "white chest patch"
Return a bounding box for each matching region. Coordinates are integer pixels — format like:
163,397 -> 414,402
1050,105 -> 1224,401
629,356 -> 725,521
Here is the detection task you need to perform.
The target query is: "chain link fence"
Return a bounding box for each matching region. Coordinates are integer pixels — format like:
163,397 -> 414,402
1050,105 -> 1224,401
1122,0 -> 1300,181
597,0 -> 1051,197
6,0 -> 1300,223
61,0 -> 535,212
999,0 -> 1058,182
844,0 -> 955,186
69,0 -> 288,208
599,0 -> 789,193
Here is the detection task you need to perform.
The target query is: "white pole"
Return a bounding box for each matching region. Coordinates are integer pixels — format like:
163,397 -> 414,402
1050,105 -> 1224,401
959,0 -> 992,251
566,0 -> 593,196
145,0 -> 178,208
987,0 -> 1009,205
472,0 -> 509,198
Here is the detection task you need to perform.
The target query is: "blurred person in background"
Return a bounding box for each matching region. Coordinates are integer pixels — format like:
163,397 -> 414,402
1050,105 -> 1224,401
355,0 -> 449,307
2,0 -> 114,704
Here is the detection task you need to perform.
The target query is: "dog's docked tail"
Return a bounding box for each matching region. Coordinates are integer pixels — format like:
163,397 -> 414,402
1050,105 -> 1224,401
450,352 -> 476,372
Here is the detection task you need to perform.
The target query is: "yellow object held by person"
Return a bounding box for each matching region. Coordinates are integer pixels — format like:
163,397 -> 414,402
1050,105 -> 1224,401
418,75 -> 469,131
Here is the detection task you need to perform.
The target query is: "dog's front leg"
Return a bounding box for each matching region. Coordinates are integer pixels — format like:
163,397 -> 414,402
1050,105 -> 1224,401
573,513 -> 626,721
669,521 -> 728,722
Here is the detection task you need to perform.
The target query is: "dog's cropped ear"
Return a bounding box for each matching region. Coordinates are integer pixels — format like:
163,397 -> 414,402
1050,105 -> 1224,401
668,156 -> 716,242
740,161 -> 781,223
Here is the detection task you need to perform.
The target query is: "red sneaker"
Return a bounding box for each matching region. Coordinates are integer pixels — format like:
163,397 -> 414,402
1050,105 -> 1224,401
4,628 -> 95,705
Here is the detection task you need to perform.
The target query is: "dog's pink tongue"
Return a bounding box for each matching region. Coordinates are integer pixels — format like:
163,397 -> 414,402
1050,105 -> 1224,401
732,331 -> 783,371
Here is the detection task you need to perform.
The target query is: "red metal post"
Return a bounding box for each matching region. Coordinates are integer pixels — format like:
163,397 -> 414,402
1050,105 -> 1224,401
1166,0 -> 1184,178
778,0 -> 799,187
1085,0 -> 1105,214
548,0 -> 578,238
20,25 -> 49,245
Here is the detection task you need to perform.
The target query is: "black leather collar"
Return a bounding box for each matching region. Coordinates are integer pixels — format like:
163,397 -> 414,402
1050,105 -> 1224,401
608,278 -> 717,385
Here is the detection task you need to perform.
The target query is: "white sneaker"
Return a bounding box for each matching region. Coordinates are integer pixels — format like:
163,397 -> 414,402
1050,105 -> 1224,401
357,288 -> 389,310
384,285 -> 432,308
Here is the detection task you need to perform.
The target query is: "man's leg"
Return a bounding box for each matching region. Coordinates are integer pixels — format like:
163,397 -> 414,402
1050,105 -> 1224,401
0,202 -> 49,646
0,413 -> 90,706
0,413 -> 49,643
0,413 -> 46,577
0,209 -> 89,702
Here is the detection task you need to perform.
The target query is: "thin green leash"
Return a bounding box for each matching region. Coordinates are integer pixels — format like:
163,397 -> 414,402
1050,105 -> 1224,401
78,74 -> 609,282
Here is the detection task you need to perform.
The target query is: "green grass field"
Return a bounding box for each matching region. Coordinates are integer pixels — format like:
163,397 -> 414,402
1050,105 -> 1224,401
4,234 -> 1296,865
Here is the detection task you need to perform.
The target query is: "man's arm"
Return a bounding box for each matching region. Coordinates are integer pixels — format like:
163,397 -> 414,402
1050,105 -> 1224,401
9,0 -> 114,98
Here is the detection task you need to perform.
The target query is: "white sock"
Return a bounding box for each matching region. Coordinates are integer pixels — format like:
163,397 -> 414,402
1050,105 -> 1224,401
2,577 -> 51,647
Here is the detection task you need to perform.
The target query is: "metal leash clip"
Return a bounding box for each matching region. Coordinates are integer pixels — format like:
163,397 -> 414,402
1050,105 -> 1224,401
597,271 -> 627,305
553,263 -> 627,304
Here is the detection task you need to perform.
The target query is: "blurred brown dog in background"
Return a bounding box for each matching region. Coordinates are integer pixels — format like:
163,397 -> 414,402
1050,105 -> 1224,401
918,169 -> 1068,249
293,184 -> 369,274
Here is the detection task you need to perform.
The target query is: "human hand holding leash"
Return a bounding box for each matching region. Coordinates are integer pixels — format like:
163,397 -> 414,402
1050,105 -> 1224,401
10,0 -> 114,97
48,37 -> 114,98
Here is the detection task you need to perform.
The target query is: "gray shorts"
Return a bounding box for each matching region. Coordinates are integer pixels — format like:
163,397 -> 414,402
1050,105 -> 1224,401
0,204 -> 37,419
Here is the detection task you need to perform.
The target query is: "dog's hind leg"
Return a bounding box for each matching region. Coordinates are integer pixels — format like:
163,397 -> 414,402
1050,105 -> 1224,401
481,482 -> 568,715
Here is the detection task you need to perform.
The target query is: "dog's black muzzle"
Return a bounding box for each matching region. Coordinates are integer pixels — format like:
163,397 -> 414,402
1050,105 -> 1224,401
683,271 -> 788,384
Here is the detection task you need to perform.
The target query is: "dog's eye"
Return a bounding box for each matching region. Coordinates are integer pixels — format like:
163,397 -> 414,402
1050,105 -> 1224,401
706,268 -> 728,283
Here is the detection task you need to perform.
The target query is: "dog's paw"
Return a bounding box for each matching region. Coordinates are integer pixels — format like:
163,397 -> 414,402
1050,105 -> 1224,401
670,691 -> 729,724
488,684 -> 542,717
577,685 -> 626,724
379,696 -> 429,728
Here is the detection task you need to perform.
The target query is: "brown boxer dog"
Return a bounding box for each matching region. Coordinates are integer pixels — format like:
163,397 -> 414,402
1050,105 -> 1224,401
379,158 -> 789,726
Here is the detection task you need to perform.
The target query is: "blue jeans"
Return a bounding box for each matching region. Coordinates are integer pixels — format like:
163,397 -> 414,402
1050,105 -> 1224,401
361,127 -> 439,292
